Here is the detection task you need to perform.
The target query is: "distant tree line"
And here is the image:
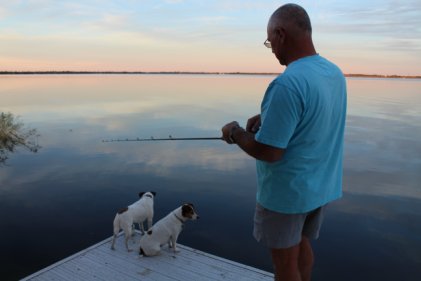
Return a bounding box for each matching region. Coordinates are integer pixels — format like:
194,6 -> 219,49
0,71 -> 420,79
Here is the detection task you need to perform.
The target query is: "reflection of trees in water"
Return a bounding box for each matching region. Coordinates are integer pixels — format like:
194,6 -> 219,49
0,112 -> 41,165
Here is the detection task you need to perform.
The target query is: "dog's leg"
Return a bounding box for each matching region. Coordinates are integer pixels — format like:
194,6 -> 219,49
147,218 -> 153,231
131,224 -> 136,236
125,233 -> 133,252
139,222 -> 145,235
170,235 -> 180,253
122,223 -> 133,252
111,235 -> 117,250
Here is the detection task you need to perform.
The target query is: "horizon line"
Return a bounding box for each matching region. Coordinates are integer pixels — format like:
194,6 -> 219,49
0,70 -> 420,79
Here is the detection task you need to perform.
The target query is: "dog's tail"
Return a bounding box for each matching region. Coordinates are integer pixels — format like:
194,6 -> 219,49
110,213 -> 120,250
113,213 -> 121,236
113,206 -> 128,235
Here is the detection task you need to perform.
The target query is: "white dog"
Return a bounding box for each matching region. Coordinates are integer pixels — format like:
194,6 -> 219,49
111,191 -> 156,252
139,203 -> 199,256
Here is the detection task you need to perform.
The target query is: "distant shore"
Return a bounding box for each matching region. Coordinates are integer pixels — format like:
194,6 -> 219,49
0,71 -> 420,79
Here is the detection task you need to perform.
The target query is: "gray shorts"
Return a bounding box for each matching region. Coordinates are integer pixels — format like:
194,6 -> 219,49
253,203 -> 325,249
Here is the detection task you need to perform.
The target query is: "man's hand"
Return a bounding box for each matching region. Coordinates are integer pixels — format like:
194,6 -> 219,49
221,121 -> 240,144
221,117 -> 284,162
246,114 -> 261,133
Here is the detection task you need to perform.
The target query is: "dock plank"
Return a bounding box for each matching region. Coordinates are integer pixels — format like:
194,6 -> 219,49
21,232 -> 274,281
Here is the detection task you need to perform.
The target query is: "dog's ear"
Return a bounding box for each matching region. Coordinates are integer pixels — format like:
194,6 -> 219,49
139,192 -> 145,198
151,191 -> 157,197
182,204 -> 189,216
182,203 -> 194,217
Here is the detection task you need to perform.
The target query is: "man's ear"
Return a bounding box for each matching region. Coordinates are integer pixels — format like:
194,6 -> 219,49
276,27 -> 286,43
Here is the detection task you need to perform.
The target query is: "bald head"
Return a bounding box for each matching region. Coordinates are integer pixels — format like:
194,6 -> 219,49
269,3 -> 312,36
266,4 -> 315,66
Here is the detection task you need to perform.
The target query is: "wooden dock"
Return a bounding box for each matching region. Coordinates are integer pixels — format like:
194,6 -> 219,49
21,232 -> 274,281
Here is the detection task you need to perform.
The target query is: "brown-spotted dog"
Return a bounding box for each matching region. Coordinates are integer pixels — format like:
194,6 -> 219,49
111,191 -> 156,252
139,203 -> 199,256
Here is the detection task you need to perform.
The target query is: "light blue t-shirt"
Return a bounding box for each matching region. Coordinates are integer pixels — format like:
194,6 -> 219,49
255,54 -> 347,214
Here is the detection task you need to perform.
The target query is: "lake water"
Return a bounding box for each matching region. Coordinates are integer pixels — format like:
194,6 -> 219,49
1,74 -> 421,281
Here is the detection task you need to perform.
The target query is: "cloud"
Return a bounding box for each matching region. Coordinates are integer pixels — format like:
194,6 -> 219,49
382,38 -> 421,53
0,6 -> 7,19
81,12 -> 135,32
191,16 -> 232,25
312,0 -> 421,59
164,0 -> 184,3
318,0 -> 421,40
216,0 -> 278,11
1,0 -> 420,74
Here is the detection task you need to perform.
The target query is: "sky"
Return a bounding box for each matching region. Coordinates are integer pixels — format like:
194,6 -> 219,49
0,0 -> 420,75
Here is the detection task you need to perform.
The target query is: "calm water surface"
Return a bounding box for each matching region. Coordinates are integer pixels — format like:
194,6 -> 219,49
1,75 -> 421,281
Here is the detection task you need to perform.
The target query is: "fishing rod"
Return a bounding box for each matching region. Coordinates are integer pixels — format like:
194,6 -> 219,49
102,135 -> 223,143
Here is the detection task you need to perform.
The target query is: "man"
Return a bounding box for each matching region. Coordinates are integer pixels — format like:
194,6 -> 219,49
221,3 -> 347,281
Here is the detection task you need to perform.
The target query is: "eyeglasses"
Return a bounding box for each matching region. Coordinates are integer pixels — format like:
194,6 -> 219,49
264,39 -> 271,48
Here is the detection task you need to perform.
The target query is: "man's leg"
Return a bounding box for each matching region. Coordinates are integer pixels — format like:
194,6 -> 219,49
254,204 -> 324,281
271,244 -> 301,281
298,236 -> 314,281
270,237 -> 314,281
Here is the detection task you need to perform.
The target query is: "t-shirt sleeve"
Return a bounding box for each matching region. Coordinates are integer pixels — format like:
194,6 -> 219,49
255,82 -> 303,149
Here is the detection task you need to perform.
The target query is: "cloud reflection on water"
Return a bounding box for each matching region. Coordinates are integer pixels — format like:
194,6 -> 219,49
2,75 -> 421,201
344,114 -> 421,200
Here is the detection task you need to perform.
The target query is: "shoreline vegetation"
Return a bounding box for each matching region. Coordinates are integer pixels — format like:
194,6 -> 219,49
0,71 -> 420,79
